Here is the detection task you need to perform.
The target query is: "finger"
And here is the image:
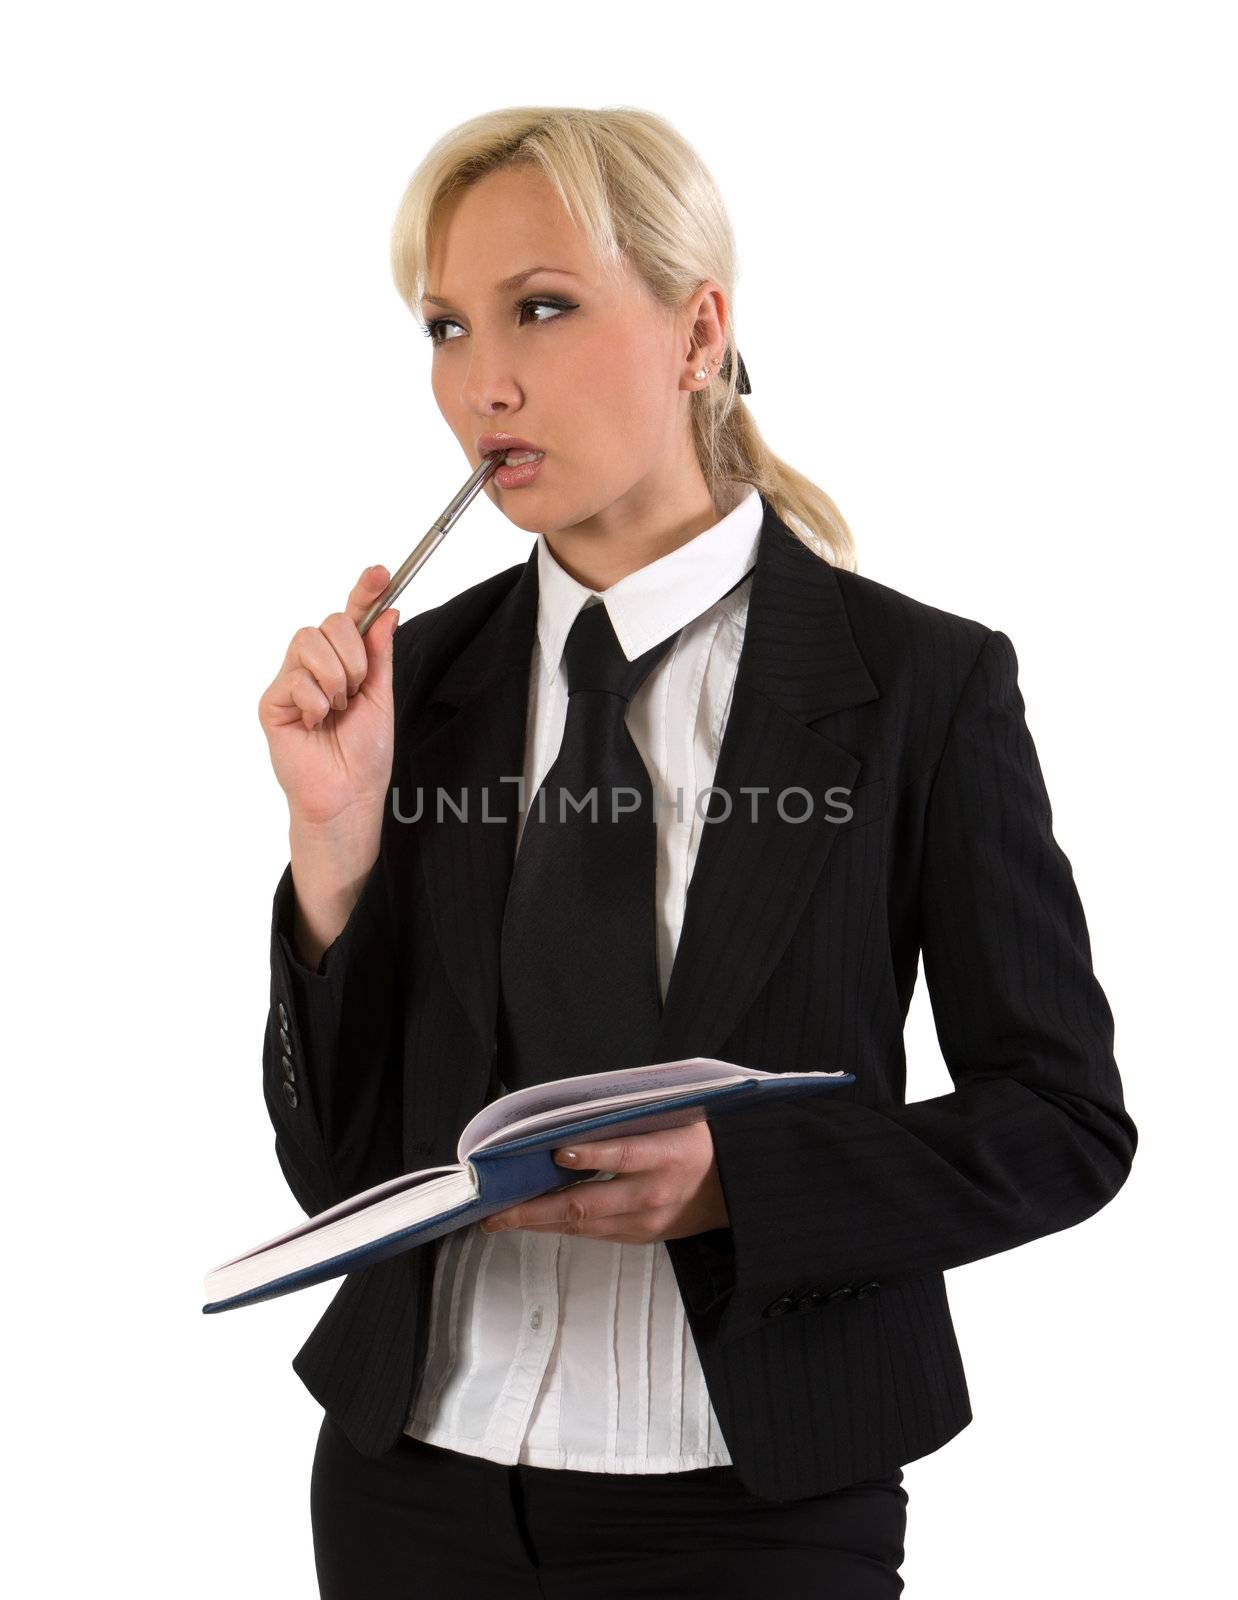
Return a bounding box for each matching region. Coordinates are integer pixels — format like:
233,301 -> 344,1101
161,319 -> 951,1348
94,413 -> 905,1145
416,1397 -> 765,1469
357,598 -> 400,691
285,666 -> 332,732
319,610 -> 369,700
507,1203 -> 674,1240
483,1195 -> 585,1232
552,1138 -> 645,1173
482,1182 -> 642,1233
282,625 -> 352,714
518,1220 -> 658,1241
343,564 -> 393,629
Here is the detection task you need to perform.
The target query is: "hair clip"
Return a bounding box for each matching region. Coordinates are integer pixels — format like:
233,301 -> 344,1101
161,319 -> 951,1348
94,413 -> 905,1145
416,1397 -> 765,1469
719,347 -> 751,394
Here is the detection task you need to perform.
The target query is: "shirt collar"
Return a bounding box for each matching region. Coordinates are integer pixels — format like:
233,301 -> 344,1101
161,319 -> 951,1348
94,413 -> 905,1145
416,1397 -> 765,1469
535,485 -> 762,680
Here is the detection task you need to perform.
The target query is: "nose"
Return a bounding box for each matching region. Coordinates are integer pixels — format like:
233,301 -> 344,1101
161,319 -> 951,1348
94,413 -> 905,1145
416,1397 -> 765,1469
459,354 -> 522,421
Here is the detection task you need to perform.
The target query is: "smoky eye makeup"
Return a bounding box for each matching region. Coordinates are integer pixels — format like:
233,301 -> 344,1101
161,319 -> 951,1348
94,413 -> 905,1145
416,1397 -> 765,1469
420,295 -> 579,346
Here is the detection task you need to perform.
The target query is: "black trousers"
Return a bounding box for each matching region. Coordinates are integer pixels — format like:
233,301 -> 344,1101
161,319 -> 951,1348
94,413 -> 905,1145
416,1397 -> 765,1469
311,1412 -> 908,1598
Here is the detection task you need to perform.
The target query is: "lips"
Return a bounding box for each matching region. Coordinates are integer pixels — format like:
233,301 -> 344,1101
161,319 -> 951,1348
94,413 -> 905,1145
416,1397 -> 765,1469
477,433 -> 544,460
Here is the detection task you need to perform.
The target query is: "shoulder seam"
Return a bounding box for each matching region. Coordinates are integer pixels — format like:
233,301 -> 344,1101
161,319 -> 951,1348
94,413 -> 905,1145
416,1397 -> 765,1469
910,625 -> 1001,797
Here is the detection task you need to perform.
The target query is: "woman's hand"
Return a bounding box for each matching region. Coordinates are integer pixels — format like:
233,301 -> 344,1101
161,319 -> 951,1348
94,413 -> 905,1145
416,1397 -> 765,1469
479,1122 -> 731,1245
257,565 -> 401,831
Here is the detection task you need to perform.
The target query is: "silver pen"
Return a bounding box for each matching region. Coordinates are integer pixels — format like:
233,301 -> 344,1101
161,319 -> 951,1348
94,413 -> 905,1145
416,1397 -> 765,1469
358,451 -> 504,635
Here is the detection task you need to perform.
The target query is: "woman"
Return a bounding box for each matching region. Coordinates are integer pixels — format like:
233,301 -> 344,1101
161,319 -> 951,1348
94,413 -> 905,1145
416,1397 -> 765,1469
256,107 -> 1137,1599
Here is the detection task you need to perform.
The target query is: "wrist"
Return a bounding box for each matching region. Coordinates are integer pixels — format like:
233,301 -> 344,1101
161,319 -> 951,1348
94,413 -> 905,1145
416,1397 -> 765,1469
287,808 -> 383,968
289,804 -> 382,871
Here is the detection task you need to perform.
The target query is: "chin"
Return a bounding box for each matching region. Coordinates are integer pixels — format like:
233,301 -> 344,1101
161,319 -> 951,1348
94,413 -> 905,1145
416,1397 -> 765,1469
490,500 -> 545,534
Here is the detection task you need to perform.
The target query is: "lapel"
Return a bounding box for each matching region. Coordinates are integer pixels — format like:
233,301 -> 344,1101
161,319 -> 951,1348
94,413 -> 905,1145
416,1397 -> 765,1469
408,494 -> 880,1070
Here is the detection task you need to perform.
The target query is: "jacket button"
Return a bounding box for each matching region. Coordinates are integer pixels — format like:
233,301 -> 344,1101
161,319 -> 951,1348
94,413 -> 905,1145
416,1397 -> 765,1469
853,1280 -> 882,1299
827,1284 -> 855,1301
281,1081 -> 299,1108
280,1054 -> 296,1084
279,1027 -> 292,1054
277,1001 -> 289,1029
762,1293 -> 799,1317
796,1288 -> 830,1310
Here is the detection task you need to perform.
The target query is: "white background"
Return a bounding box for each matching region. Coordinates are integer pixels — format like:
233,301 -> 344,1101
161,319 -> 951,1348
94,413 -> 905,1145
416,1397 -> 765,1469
4,2 -> 1232,1593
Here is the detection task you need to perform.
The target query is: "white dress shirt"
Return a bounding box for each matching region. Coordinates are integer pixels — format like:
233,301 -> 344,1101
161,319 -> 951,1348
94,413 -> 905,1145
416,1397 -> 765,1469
404,485 -> 763,1472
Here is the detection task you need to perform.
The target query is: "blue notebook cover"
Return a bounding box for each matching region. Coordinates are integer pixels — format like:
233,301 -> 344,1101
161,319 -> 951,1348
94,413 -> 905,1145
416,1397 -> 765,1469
203,1063 -> 854,1315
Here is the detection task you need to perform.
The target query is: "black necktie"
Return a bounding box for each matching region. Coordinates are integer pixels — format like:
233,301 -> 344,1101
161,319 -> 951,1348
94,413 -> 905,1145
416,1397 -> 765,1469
497,599 -> 681,1091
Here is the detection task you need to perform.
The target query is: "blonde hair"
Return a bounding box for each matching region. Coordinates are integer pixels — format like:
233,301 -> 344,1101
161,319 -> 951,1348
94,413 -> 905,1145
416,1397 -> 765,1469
390,105 -> 856,569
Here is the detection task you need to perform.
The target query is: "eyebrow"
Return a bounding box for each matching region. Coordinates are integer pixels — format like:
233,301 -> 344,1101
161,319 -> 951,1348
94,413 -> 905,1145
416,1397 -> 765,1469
421,266 -> 580,307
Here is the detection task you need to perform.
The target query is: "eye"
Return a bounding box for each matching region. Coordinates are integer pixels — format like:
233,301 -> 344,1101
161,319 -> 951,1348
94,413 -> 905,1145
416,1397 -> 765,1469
421,296 -> 577,347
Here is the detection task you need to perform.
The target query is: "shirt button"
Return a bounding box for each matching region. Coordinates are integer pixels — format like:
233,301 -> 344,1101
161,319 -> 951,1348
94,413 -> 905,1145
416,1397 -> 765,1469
529,1305 -> 543,1330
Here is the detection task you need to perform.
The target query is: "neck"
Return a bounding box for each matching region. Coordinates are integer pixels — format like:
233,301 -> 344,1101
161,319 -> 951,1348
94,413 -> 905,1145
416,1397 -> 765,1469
543,465 -> 730,592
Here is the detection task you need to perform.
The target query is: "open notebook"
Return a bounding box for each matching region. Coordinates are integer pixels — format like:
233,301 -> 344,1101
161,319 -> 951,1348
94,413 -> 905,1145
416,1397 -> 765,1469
203,1057 -> 854,1314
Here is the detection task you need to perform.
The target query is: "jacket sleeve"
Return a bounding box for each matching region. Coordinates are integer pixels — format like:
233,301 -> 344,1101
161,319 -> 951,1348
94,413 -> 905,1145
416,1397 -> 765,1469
693,627 -> 1138,1344
262,851 -> 404,1218
262,627 -> 419,1220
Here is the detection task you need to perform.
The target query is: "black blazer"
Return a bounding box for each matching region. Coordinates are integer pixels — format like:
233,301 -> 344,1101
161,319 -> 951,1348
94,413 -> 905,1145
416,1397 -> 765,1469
263,494 -> 1137,1503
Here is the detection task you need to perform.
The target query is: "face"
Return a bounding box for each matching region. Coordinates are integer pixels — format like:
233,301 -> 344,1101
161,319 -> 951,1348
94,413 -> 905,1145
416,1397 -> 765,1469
421,163 -> 723,548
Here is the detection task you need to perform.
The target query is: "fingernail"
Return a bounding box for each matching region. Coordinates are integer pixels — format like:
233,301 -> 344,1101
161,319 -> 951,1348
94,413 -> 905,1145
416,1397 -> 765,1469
556,1150 -> 579,1164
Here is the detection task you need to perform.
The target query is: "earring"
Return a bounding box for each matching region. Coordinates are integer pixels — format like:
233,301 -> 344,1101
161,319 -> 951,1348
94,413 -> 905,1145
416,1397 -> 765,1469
693,351 -> 752,394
